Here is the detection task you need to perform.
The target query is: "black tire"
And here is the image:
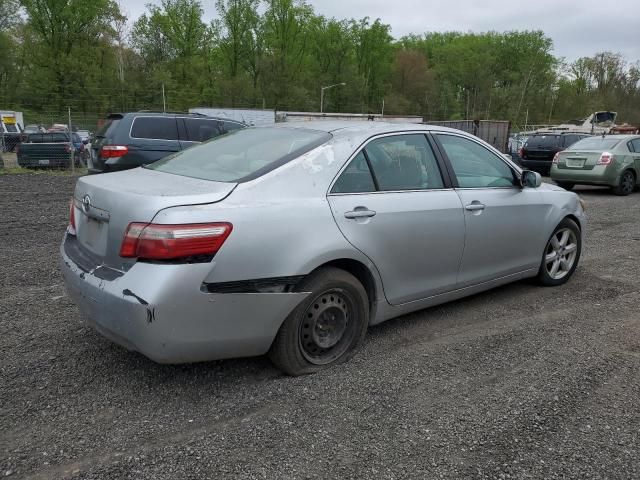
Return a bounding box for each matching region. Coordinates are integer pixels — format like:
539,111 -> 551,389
612,170 -> 635,196
555,182 -> 575,191
536,218 -> 581,286
269,267 -> 369,376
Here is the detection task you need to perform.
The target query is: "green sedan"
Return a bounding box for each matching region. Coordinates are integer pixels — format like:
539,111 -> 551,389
551,135 -> 640,195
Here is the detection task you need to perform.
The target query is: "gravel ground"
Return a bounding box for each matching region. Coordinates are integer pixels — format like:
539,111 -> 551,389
1,174 -> 639,479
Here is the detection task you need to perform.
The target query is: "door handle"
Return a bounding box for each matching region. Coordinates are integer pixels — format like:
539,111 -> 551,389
465,203 -> 486,211
345,208 -> 377,219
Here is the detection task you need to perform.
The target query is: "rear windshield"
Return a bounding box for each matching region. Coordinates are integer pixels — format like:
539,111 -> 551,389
567,137 -> 622,151
525,135 -> 561,148
28,133 -> 69,143
146,127 -> 332,182
95,116 -> 122,138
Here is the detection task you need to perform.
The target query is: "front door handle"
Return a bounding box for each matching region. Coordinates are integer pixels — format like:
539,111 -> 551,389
345,208 -> 377,219
465,202 -> 486,211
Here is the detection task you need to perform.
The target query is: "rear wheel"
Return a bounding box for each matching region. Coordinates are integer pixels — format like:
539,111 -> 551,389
536,218 -> 581,286
269,267 -> 368,376
612,170 -> 635,196
555,182 -> 575,191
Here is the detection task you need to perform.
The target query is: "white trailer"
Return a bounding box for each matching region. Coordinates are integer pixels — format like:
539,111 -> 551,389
1,110 -> 24,152
189,107 -> 275,126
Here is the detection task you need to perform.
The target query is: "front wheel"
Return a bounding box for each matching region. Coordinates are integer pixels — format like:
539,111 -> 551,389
536,218 -> 581,286
269,267 -> 369,376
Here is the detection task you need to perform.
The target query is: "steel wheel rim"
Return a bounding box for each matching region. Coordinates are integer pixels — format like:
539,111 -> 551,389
545,228 -> 578,280
622,172 -> 634,194
299,289 -> 356,365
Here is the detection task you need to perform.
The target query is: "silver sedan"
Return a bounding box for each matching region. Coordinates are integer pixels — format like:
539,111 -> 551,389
60,122 -> 586,375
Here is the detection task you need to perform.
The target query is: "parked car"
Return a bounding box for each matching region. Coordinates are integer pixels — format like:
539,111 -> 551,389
76,129 -> 91,141
48,124 -> 70,133
520,133 -> 591,175
17,132 -> 81,168
88,111 -> 246,174
551,135 -> 640,195
60,122 -> 586,375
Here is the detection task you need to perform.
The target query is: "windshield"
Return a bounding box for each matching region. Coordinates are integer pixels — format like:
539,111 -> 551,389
525,135 -> 560,148
146,127 -> 332,182
567,137 -> 622,151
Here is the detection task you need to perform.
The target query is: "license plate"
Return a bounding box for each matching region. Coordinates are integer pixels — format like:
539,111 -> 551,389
566,158 -> 585,168
77,217 -> 108,256
38,159 -> 50,165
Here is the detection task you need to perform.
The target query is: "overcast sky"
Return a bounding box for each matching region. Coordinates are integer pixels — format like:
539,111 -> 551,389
123,0 -> 640,62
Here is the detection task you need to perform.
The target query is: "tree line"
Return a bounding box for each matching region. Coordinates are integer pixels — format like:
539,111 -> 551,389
0,0 -> 639,129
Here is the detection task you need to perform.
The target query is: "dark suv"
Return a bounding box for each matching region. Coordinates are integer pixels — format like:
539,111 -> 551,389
520,133 -> 591,175
89,112 -> 245,174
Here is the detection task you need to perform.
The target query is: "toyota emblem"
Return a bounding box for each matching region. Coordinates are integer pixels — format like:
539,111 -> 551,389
82,195 -> 91,214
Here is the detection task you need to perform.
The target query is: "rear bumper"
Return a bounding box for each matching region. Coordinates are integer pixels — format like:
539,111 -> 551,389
17,155 -> 73,168
60,236 -> 309,363
550,165 -> 617,186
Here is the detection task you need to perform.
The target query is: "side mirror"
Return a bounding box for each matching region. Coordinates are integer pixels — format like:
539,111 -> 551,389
521,170 -> 542,188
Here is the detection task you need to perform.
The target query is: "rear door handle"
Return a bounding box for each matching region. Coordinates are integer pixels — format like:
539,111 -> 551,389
345,208 -> 377,219
465,203 -> 486,211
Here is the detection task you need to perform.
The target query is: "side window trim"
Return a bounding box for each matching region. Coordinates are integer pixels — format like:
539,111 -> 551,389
328,131 -> 452,195
361,148 -> 380,191
432,132 -> 520,190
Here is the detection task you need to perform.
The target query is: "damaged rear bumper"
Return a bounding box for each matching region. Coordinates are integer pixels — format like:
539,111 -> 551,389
59,238 -> 309,363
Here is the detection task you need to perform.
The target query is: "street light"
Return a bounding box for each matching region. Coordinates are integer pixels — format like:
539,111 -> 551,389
320,82 -> 346,113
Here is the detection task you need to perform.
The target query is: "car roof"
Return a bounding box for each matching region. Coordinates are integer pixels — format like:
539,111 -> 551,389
109,112 -> 245,124
267,120 -> 462,137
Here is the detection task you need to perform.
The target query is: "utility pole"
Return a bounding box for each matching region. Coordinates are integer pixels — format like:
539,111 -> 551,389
162,83 -> 167,112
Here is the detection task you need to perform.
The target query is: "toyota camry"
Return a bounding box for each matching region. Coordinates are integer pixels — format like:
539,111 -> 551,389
60,122 -> 586,375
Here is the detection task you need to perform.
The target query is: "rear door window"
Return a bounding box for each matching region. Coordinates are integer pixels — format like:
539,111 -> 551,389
365,134 -> 444,191
183,118 -> 223,142
131,117 -> 179,140
331,151 -> 376,193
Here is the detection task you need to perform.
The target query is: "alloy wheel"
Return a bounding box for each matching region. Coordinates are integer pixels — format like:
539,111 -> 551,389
621,171 -> 635,195
544,228 -> 578,280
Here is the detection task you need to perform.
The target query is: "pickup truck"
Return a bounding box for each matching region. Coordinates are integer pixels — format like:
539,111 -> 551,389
16,132 -> 83,168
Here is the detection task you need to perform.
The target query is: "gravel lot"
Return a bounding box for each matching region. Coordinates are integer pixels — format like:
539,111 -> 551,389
1,173 -> 639,479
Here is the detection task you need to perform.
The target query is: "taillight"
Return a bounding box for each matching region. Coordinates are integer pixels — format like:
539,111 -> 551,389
101,145 -> 129,158
518,147 -> 524,158
119,223 -> 232,260
552,152 -> 560,164
597,152 -> 613,165
68,199 -> 76,235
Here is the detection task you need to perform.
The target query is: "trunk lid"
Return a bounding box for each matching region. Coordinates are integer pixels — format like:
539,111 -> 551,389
556,150 -> 603,170
72,167 -> 236,271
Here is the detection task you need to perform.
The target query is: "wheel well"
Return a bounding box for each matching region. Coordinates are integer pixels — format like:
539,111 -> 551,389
313,259 -> 377,316
564,214 -> 581,230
